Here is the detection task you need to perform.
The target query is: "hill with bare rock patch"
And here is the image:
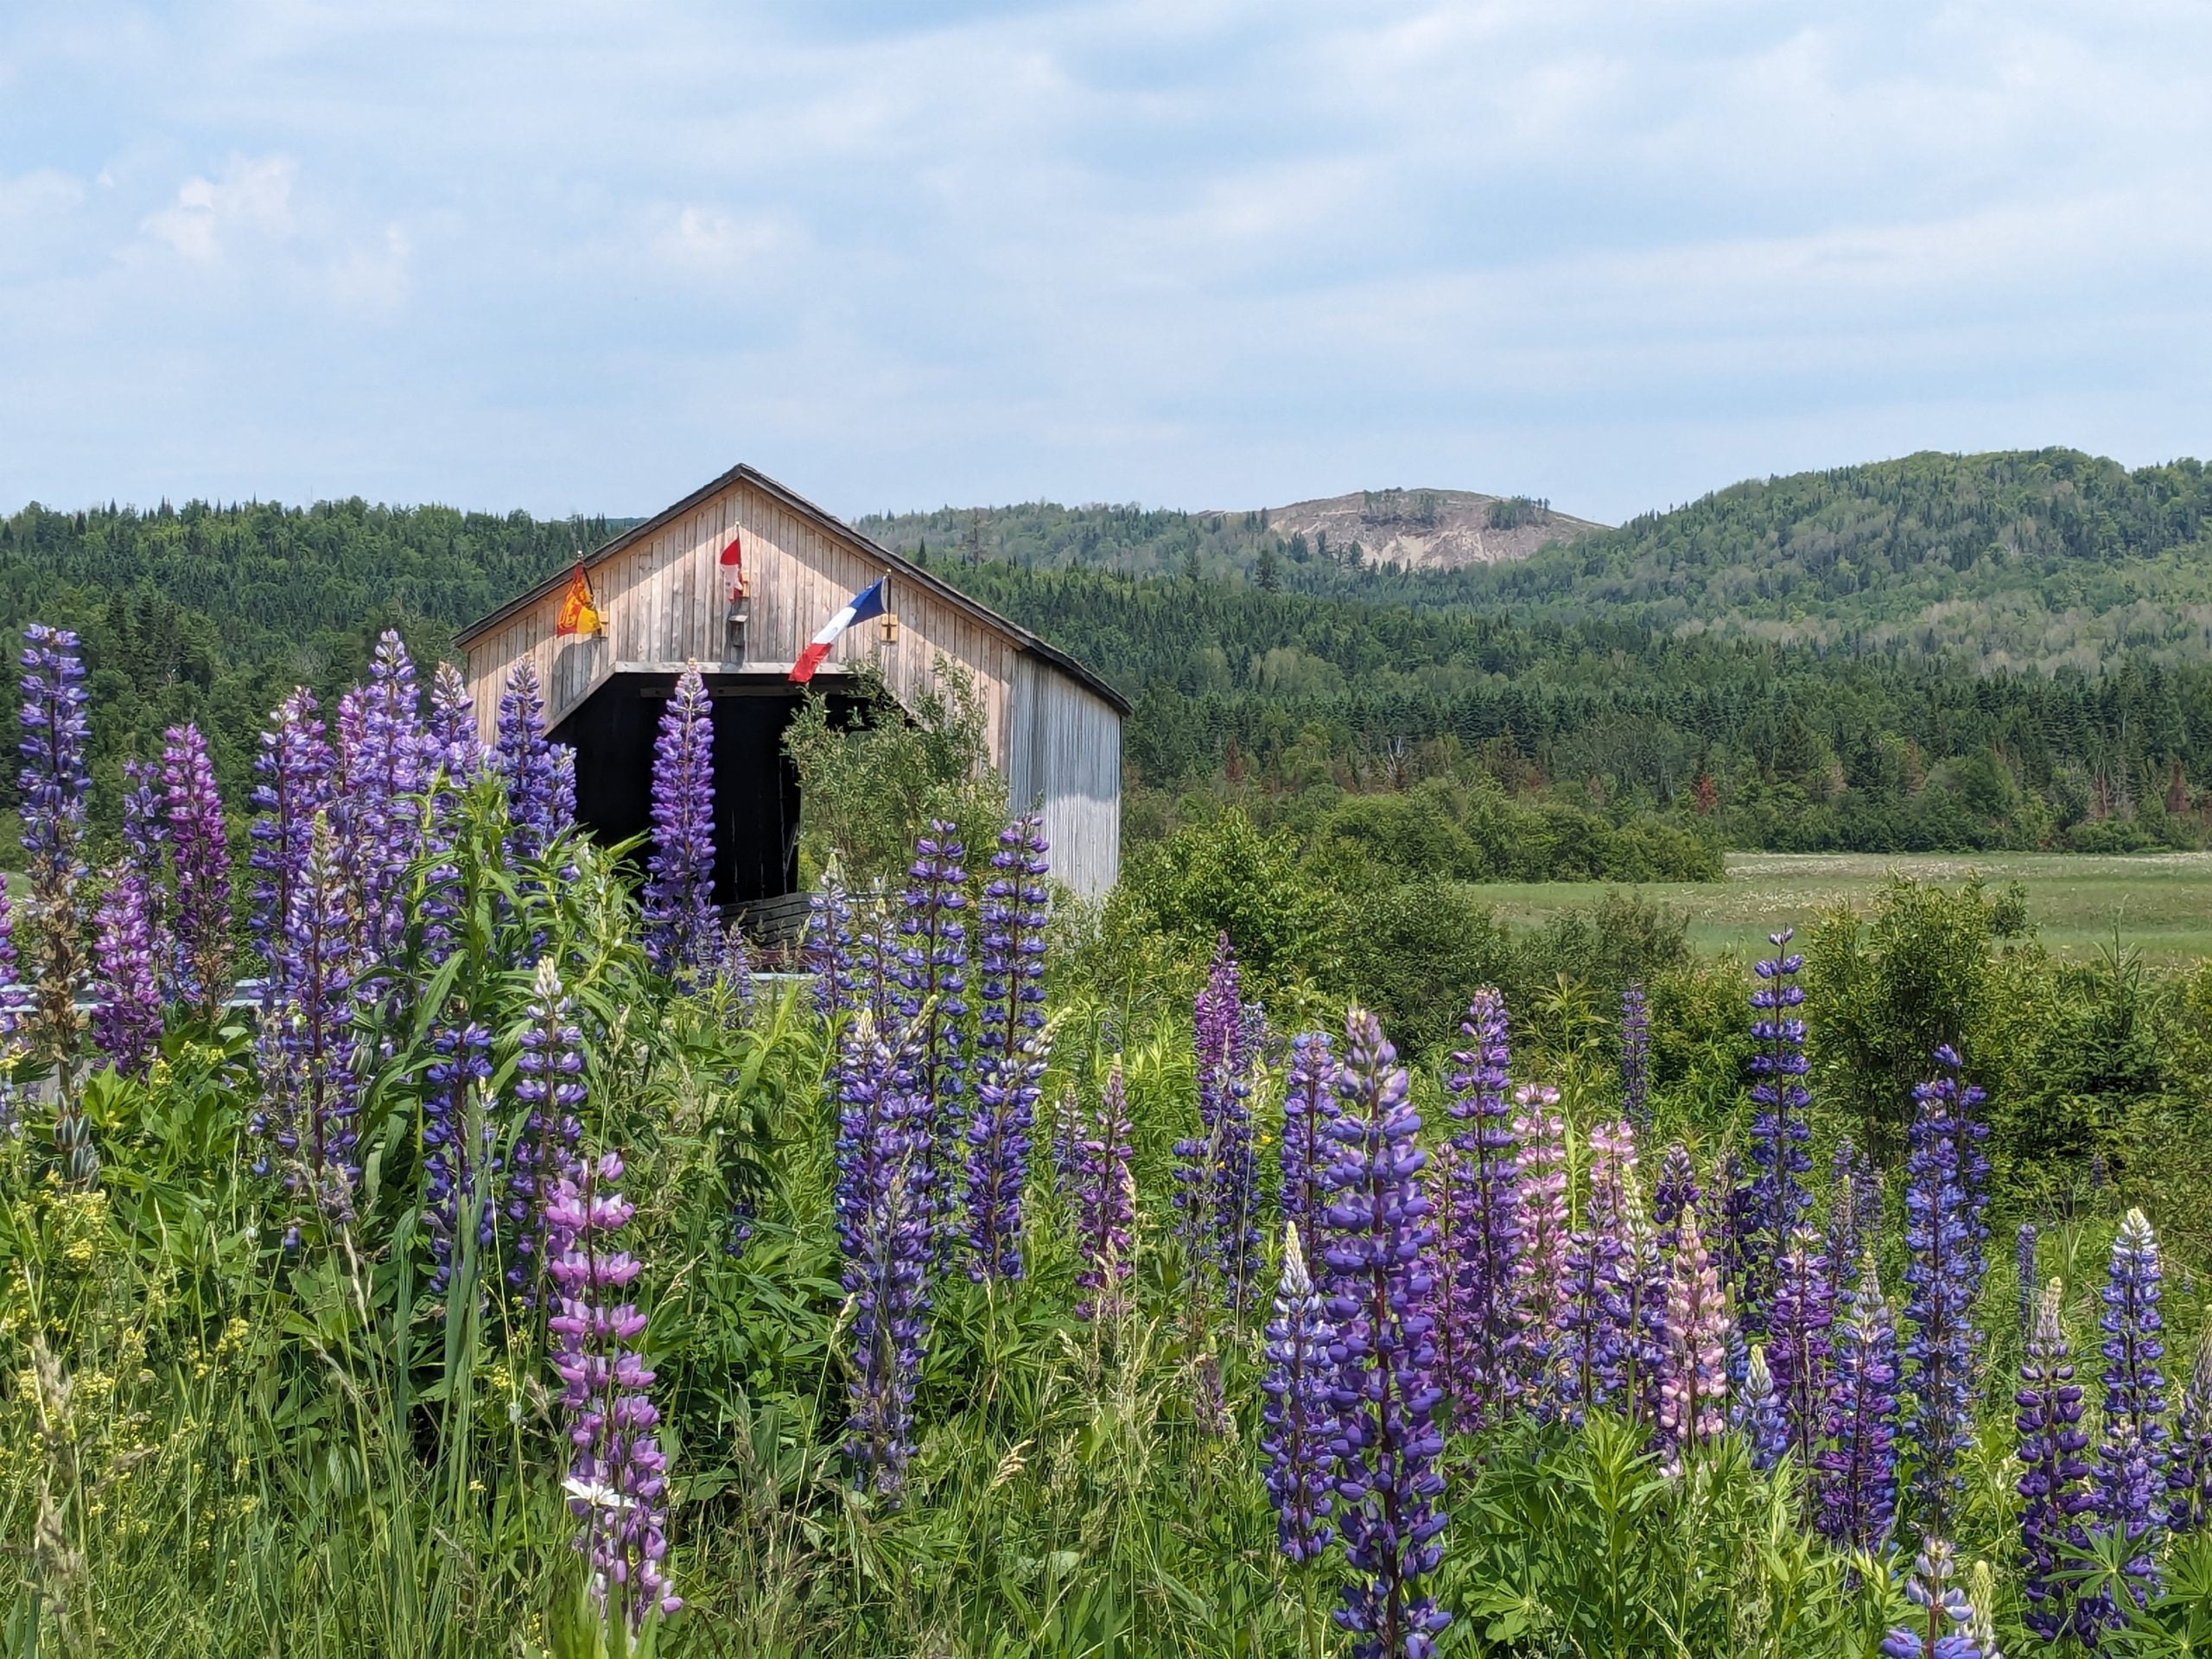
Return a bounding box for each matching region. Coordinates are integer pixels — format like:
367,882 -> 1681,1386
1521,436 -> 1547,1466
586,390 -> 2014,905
1222,486 -> 1603,571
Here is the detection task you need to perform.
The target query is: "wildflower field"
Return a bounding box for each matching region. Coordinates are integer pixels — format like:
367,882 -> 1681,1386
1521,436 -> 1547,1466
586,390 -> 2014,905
3,623 -> 2212,1658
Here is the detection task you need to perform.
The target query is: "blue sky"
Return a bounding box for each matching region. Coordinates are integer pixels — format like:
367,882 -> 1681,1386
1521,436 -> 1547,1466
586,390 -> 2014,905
3,1 -> 2208,525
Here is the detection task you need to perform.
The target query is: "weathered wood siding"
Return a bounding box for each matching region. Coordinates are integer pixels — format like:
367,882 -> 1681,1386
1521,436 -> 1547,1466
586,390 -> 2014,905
461,470 -> 1122,899
1005,657 -> 1122,899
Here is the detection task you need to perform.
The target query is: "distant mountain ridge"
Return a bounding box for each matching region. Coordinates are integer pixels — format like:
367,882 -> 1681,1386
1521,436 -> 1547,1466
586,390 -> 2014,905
1199,487 -> 1602,570
852,484 -> 1599,587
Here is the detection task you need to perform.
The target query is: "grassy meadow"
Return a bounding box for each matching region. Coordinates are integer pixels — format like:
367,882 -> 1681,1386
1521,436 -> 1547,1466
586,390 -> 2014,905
1478,851 -> 2212,963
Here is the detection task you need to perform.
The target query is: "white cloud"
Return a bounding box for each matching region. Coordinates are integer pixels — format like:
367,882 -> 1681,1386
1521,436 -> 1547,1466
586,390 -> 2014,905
141,154 -> 297,264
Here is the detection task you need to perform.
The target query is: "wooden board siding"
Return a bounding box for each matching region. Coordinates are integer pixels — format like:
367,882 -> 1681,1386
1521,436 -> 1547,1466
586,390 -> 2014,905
461,467 -> 1122,899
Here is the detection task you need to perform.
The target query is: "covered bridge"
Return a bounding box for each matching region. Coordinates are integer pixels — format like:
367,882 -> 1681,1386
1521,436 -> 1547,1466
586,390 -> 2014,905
455,465 -> 1126,917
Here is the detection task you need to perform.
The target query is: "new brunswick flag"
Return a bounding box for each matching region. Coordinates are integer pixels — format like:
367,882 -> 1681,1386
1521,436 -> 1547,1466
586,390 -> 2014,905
555,561 -> 601,637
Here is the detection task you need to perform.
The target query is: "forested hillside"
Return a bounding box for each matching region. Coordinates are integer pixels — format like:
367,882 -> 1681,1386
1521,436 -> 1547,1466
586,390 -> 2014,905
1469,448 -> 2212,666
944,562 -> 2212,856
0,498 -> 623,826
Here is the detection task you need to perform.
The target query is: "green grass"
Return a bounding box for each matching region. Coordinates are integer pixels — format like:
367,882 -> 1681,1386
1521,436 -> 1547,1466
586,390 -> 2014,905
1478,850 -> 2212,963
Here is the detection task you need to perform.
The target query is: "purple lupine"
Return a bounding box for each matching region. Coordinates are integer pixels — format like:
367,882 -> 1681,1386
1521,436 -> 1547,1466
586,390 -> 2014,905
1659,1201 -> 1730,1473
255,814 -> 362,1224
118,758 -> 175,1001
421,1020 -> 495,1294
2015,1278 -> 2094,1643
643,665 -> 717,982
893,822 -> 967,1237
963,817 -> 1048,1282
496,660 -> 562,865
1619,981 -> 1650,1131
1073,1062 -> 1136,1322
1176,933 -> 1260,1308
334,630 -> 425,959
550,744 -> 577,836
1901,1046 -> 1982,1541
1281,1032 -> 1338,1263
423,662 -> 484,783
1652,1142 -> 1700,1251
1769,1228 -> 1834,1466
2086,1419 -> 2164,1631
88,868 -> 162,1077
2100,1207 -> 2170,1477
545,1150 -> 682,1631
19,625 -> 95,1179
834,1020 -> 933,1499
249,689 -> 336,1001
1735,1345 -> 1788,1471
1819,1251 -> 1900,1552
1716,1150 -> 1758,1306
0,880 -> 23,1050
161,724 -> 232,1017
1438,989 -> 1521,1427
1741,930 -> 1813,1333
1878,1541 -> 1981,1659
1600,1125 -> 1669,1425
1262,1220 -> 1337,1561
1512,1083 -> 1569,1402
506,957 -> 587,1300
1320,1009 -> 1449,1659
1558,1116 -> 1632,1421
808,868 -> 861,1019
2016,1222 -> 2039,1352
2171,1323 -> 2212,1533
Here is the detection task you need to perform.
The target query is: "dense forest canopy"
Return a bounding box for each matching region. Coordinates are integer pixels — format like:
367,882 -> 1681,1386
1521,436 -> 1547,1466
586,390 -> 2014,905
9,448 -> 2212,861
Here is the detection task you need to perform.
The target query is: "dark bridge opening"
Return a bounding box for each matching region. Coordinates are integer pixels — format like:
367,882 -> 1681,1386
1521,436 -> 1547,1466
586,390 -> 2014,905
552,670 -> 861,913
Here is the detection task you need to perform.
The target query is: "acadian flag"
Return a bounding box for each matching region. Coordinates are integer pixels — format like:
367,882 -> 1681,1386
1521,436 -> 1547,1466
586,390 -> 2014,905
790,576 -> 887,683
554,560 -> 601,637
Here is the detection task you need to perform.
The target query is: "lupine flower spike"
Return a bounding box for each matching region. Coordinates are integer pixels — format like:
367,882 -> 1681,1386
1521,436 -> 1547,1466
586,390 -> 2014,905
1902,1046 -> 1984,1541
2014,1279 -> 2092,1643
1819,1250 -> 1900,1551
89,869 -> 162,1076
162,723 -> 232,1017
1262,1221 -> 1336,1561
963,817 -> 1048,1282
20,625 -> 94,1180
1073,1063 -> 1136,1321
2081,1207 -> 2169,1630
834,1020 -> 932,1497
507,958 -> 587,1300
1659,1200 -> 1730,1473
1557,1117 -> 1632,1421
1769,1227 -> 1834,1465
422,1021 -> 496,1294
1735,1345 -> 1788,1471
1176,933 -> 1259,1308
643,664 -> 718,982
1742,929 -> 1812,1332
547,1150 -> 682,1631
1321,1009 -> 1449,1659
250,688 -> 335,1004
496,660 -> 563,865
1439,989 -> 1521,1427
1512,1083 -> 1569,1402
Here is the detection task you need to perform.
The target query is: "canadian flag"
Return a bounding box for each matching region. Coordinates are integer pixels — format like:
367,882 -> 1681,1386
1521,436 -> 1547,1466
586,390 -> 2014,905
790,576 -> 887,683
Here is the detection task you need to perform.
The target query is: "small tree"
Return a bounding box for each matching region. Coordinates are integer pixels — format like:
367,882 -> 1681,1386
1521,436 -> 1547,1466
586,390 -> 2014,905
782,658 -> 1005,891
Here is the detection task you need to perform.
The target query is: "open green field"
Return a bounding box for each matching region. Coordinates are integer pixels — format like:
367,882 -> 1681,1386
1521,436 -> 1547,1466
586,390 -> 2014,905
1479,849 -> 2212,963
